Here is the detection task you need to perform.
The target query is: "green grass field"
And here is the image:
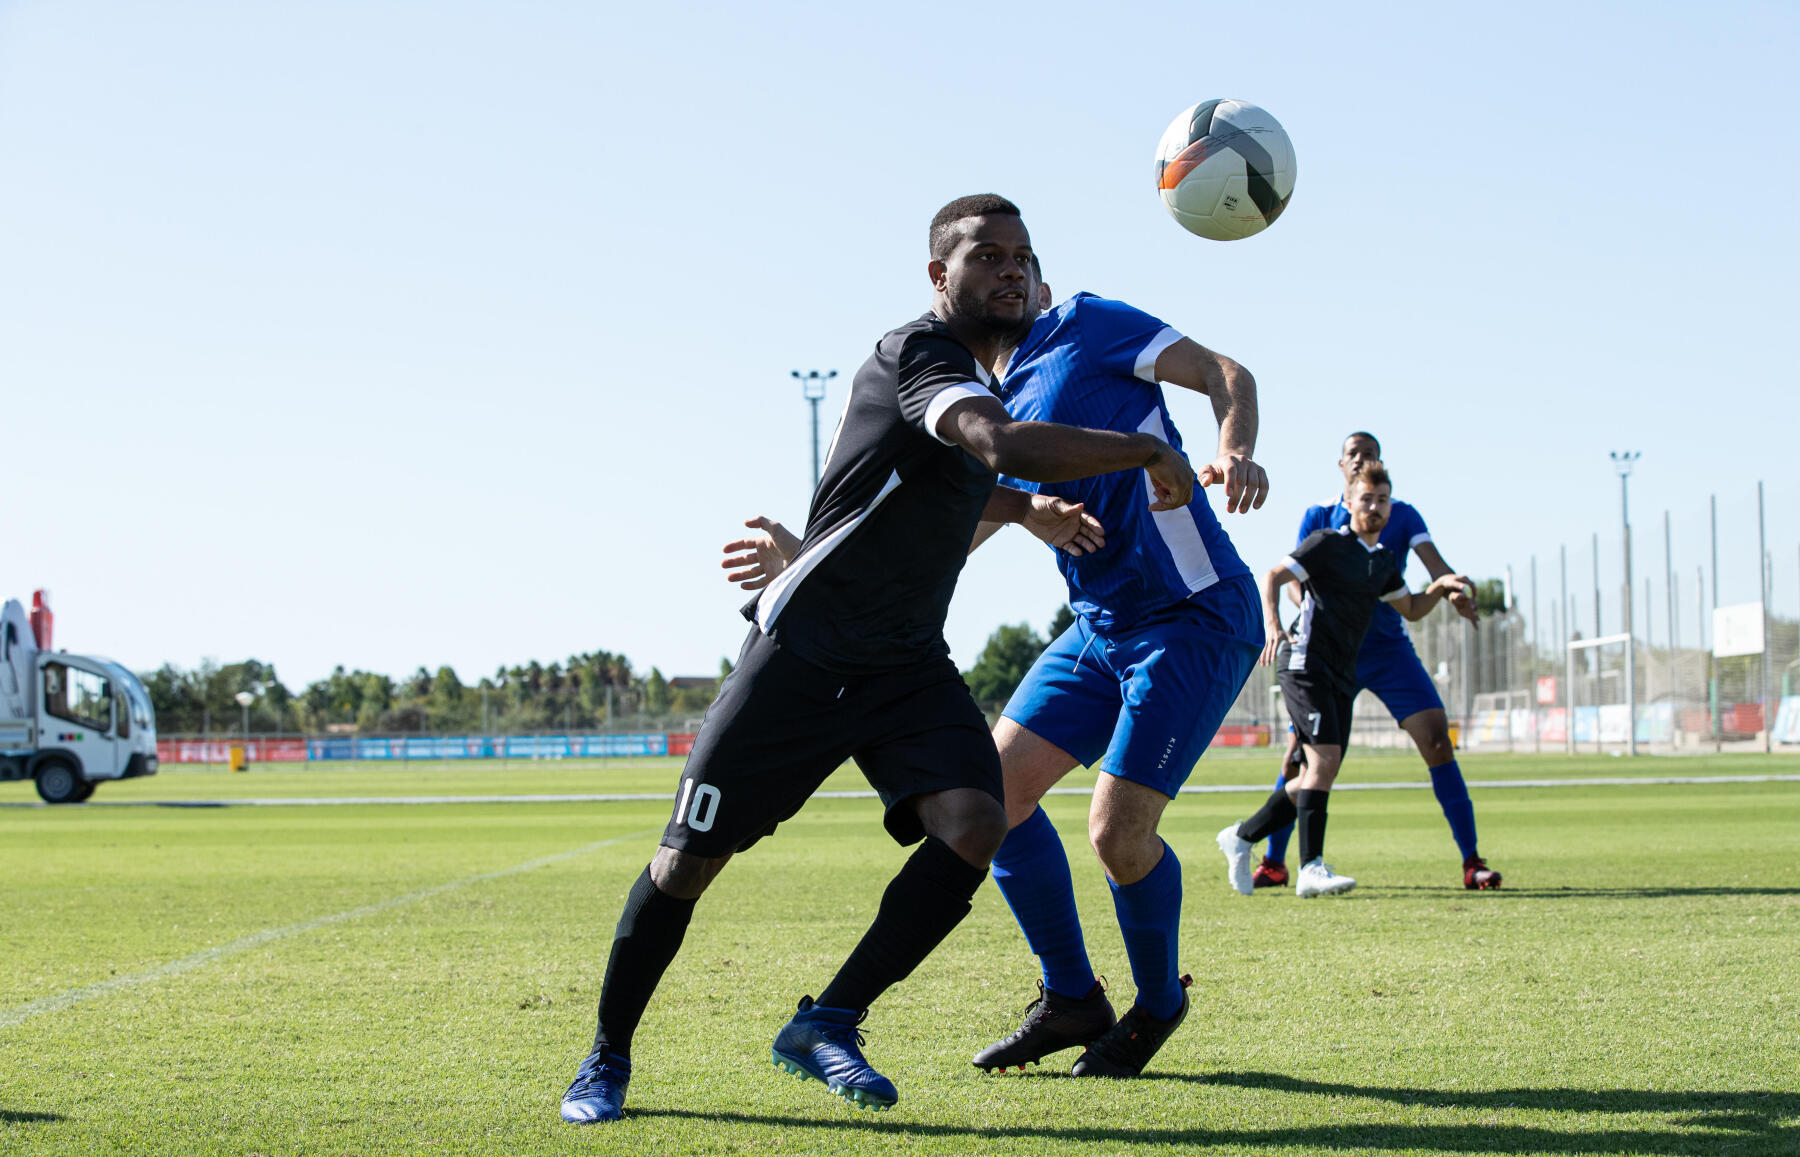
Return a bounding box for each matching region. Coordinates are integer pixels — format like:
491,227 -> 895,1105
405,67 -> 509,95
3,753 -> 1797,1155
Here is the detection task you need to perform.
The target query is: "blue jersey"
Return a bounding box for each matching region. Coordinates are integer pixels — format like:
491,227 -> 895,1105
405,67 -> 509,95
1296,497 -> 1432,644
998,293 -> 1250,633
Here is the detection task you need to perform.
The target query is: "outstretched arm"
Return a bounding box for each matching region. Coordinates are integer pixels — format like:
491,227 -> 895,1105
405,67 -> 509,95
1392,574 -> 1476,622
1153,337 -> 1268,515
1412,542 -> 1479,625
936,395 -> 1196,512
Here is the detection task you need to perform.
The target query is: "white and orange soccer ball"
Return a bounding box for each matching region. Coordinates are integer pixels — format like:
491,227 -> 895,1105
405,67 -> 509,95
1155,99 -> 1296,241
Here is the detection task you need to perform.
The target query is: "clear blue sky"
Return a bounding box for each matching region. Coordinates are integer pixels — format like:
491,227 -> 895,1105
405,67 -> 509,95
2,0 -> 1794,688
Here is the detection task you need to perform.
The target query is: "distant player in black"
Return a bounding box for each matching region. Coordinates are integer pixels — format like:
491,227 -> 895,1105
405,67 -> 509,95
560,194 -> 1199,1124
1217,463 -> 1472,898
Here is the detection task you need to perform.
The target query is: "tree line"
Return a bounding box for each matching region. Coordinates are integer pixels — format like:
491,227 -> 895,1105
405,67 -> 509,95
141,650 -> 735,736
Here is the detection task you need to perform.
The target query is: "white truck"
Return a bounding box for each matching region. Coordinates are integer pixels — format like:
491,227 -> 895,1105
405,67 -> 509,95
0,592 -> 159,803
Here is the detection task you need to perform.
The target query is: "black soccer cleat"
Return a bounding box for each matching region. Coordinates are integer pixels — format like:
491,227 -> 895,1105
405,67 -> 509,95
973,979 -> 1115,1073
1070,975 -> 1192,1078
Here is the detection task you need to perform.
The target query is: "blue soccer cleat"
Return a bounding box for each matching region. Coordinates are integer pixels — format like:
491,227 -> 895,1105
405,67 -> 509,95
770,996 -> 898,1111
560,1047 -> 631,1124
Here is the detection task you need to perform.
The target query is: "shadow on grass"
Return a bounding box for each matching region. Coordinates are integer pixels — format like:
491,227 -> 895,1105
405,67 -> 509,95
0,1110 -> 64,1123
1375,885 -> 1800,898
627,1077 -> 1798,1153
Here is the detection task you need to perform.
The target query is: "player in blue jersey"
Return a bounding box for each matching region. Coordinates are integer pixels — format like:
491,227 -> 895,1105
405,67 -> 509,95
1249,431 -> 1500,891
723,280 -> 1268,1079
965,283 -> 1266,1078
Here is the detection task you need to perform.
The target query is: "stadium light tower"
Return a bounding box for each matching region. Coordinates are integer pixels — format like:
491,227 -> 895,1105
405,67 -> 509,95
234,690 -> 254,738
792,370 -> 837,493
1611,451 -> 1640,640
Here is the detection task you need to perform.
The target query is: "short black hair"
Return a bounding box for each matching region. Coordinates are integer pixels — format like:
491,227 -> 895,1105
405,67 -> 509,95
929,194 -> 1022,260
1344,430 -> 1381,458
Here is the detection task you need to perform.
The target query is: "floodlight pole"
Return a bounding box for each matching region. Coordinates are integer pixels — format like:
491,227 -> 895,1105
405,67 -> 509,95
1711,494 -> 1720,749
792,370 -> 837,494
1611,452 -> 1640,752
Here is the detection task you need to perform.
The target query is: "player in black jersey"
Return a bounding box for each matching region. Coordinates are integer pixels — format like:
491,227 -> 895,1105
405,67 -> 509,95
1217,463 -> 1473,898
560,195 -> 1200,1124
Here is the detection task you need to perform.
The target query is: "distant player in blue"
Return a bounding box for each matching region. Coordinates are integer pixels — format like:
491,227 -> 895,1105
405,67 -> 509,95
968,285 -> 1267,1078
721,283 -> 1267,1078
1251,431 -> 1501,891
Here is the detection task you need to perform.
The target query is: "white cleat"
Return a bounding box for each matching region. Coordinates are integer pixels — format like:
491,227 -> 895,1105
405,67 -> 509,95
1294,858 -> 1356,899
1216,825 -> 1255,896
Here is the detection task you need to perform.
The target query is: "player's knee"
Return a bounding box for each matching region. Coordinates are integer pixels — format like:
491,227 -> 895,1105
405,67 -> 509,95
921,791 -> 1008,865
649,845 -> 729,899
1420,731 -> 1454,765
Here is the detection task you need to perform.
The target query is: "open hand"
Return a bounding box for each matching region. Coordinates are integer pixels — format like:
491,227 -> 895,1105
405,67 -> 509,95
1198,453 -> 1269,514
1259,623 -> 1291,667
1023,495 -> 1105,556
721,516 -> 799,590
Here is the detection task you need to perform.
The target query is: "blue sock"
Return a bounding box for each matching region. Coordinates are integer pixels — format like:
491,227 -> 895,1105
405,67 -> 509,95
1265,772 -> 1294,864
991,808 -> 1095,999
1107,842 -> 1184,1021
1429,760 -> 1479,859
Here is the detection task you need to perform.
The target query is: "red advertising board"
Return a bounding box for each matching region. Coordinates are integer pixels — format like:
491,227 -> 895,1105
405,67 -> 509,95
1536,676 -> 1557,706
156,739 -> 310,764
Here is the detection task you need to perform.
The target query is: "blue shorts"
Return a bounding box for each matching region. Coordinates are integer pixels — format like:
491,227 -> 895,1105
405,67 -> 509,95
1001,575 -> 1262,797
1354,633 -> 1445,724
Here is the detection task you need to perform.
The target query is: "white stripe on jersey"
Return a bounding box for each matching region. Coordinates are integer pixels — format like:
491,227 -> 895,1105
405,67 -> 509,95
1281,555 -> 1308,582
1289,593 -> 1316,671
1136,407 -> 1219,594
1133,326 -> 1183,383
923,383 -> 990,446
755,470 -> 903,632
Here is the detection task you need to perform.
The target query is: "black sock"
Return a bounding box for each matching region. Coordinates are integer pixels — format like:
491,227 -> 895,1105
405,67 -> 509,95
591,865 -> 699,1057
1237,780 -> 1297,843
1296,789 -> 1330,864
816,838 -> 988,1012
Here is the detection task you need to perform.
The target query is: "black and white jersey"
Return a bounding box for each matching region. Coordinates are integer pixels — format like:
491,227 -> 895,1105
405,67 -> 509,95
1277,527 -> 1407,693
748,313 -> 997,674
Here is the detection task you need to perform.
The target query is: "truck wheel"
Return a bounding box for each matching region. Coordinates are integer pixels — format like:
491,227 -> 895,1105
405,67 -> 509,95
71,780 -> 97,803
35,761 -> 85,805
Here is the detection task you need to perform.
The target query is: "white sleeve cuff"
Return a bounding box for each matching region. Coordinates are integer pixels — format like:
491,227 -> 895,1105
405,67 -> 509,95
923,383 -> 989,445
1409,531 -> 1433,548
1380,587 -> 1409,603
1132,326 -> 1183,383
1281,556 -> 1308,582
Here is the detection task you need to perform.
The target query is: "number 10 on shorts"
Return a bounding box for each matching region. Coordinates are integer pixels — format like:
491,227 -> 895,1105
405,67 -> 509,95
675,777 -> 721,832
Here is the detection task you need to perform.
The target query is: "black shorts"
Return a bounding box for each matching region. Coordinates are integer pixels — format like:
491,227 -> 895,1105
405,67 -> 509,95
1277,668 -> 1355,749
662,627 -> 1004,858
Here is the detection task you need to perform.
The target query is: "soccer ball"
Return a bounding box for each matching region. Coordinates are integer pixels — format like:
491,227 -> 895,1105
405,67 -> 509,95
1155,99 -> 1296,241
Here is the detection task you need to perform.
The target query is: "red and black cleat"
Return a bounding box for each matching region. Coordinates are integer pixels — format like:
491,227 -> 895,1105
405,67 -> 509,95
1463,856 -> 1502,890
1251,857 -> 1289,889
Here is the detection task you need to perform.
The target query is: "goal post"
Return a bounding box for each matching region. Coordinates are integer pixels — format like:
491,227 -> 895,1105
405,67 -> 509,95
1566,632 -> 1637,757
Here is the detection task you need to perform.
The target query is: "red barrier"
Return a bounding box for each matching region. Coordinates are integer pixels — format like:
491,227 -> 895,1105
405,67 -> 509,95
668,733 -> 697,756
155,739 -> 310,764
1212,725 -> 1270,748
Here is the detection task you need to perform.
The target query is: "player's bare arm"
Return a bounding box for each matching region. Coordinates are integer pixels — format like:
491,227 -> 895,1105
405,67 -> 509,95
1413,541 -> 1480,625
975,488 -> 1106,557
936,393 -> 1196,511
1390,573 -> 1475,622
1152,337 -> 1268,515
1258,563 -> 1300,667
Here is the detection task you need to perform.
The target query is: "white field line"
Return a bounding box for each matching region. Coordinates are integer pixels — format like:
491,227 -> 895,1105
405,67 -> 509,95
0,829 -> 656,1031
4,774 -> 1797,810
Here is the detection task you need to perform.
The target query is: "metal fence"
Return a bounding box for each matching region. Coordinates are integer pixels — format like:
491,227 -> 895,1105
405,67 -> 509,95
1219,484 -> 1799,756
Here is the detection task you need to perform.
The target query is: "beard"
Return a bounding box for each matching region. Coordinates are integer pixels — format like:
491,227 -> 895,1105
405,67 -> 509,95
947,280 -> 1036,345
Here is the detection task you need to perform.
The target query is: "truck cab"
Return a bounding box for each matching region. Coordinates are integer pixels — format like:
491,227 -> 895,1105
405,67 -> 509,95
0,596 -> 159,803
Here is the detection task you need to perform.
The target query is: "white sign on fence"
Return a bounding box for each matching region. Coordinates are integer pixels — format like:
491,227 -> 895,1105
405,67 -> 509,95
1713,602 -> 1765,658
